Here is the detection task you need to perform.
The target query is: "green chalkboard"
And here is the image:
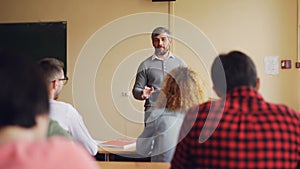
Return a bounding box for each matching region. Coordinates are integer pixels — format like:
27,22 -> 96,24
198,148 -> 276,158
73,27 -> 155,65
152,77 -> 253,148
0,21 -> 67,73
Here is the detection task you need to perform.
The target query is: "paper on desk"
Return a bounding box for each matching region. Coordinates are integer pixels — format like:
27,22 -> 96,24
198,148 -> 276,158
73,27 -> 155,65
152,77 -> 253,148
98,138 -> 136,149
95,140 -> 105,146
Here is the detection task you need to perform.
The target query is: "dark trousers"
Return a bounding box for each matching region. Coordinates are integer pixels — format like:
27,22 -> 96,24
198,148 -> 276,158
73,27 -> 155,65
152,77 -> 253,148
144,107 -> 152,126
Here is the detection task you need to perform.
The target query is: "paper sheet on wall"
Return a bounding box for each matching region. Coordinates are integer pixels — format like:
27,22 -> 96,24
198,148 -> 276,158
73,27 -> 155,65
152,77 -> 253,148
264,56 -> 279,75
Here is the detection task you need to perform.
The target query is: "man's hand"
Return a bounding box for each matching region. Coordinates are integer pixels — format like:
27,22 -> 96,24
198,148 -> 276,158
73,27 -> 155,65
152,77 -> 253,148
141,86 -> 154,99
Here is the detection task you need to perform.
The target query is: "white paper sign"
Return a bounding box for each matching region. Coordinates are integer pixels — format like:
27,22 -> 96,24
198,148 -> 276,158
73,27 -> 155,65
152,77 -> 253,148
264,56 -> 279,75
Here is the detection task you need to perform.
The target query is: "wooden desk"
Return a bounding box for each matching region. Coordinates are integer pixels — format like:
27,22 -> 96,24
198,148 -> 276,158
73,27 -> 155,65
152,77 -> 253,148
97,161 -> 170,169
98,146 -> 137,161
98,146 -> 136,154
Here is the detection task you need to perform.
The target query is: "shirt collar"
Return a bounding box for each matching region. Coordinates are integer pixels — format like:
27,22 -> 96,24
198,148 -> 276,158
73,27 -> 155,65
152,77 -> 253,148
49,99 -> 55,103
151,52 -> 174,60
225,86 -> 263,100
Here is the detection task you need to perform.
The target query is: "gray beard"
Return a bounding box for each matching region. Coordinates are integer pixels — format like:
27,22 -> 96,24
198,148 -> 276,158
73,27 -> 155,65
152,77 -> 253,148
155,48 -> 168,56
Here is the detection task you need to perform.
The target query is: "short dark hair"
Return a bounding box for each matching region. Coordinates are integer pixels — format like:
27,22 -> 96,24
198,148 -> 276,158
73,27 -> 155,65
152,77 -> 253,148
211,50 -> 257,94
38,58 -> 65,85
151,27 -> 171,41
0,49 -> 49,128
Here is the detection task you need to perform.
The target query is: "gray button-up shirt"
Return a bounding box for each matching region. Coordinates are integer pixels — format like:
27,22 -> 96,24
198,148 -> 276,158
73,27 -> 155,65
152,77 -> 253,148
132,53 -> 186,113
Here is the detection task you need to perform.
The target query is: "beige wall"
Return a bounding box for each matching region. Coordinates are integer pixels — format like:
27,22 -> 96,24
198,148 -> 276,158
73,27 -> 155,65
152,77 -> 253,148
0,0 -> 299,140
174,0 -> 299,110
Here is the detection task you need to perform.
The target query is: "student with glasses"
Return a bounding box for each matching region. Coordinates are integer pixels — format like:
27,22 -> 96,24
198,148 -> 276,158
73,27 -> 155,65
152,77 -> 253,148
38,58 -> 99,157
0,50 -> 99,169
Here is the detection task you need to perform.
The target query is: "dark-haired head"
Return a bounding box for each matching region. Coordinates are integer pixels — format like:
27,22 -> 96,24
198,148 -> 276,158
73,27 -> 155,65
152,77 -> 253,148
0,49 -> 49,129
211,50 -> 259,96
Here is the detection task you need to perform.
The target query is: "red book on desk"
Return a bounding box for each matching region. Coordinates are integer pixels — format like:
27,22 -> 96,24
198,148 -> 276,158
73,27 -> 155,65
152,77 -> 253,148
99,138 -> 136,149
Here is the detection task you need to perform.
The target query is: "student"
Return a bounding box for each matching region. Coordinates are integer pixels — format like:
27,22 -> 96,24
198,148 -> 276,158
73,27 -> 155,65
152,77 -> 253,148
38,58 -> 98,156
171,51 -> 300,169
0,49 -> 99,169
136,66 -> 207,162
132,27 -> 186,124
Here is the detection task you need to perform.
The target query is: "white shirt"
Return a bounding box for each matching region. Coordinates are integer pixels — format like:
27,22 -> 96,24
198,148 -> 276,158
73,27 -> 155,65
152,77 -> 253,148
49,99 -> 98,155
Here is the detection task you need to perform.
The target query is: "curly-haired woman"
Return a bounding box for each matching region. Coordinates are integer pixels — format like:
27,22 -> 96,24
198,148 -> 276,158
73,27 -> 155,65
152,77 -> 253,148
136,66 -> 207,162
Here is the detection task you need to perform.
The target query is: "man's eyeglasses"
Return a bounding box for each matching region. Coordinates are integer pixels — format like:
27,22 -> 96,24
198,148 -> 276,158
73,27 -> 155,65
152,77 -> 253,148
53,76 -> 68,85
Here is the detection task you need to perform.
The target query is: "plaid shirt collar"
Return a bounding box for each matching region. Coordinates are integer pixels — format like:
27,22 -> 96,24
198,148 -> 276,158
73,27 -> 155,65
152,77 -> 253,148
223,86 -> 263,100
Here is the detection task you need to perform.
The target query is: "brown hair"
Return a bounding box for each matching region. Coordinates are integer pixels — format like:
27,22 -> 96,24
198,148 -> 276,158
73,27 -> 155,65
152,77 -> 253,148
156,66 -> 207,113
38,58 -> 65,85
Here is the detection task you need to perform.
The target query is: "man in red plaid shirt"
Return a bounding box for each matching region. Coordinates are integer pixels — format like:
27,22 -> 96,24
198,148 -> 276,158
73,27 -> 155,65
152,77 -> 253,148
171,51 -> 300,169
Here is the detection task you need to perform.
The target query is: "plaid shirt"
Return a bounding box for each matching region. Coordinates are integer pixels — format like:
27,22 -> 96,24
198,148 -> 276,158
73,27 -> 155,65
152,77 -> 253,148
171,86 -> 300,169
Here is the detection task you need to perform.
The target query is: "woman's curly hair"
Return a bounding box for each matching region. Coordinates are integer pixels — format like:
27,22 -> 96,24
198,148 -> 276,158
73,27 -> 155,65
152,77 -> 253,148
156,66 -> 207,113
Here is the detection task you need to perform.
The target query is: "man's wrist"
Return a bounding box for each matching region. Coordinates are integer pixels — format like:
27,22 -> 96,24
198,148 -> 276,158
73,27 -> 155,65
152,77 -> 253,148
141,95 -> 149,99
